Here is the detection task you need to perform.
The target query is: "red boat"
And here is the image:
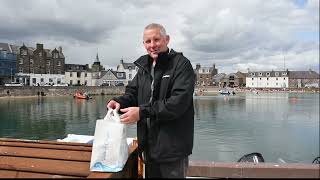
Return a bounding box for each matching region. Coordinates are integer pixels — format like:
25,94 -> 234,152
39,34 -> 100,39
73,92 -> 91,100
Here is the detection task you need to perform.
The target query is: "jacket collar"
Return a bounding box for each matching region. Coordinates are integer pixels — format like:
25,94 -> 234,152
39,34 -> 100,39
134,48 -> 177,73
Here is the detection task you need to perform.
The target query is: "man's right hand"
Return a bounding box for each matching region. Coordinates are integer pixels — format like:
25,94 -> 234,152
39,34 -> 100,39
107,100 -> 120,111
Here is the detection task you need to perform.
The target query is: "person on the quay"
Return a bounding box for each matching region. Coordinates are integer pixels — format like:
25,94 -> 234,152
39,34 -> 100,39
107,23 -> 195,178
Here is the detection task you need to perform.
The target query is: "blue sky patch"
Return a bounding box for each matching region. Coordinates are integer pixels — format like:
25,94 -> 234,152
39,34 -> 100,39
293,0 -> 308,8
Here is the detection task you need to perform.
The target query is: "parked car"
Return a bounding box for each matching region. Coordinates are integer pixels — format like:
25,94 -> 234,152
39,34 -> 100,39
53,83 -> 69,87
4,82 -> 24,87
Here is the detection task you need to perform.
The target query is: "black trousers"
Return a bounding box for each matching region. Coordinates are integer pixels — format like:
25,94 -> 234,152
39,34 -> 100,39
145,156 -> 189,178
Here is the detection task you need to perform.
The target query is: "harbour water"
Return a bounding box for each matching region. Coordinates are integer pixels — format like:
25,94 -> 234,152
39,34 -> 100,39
0,92 -> 319,164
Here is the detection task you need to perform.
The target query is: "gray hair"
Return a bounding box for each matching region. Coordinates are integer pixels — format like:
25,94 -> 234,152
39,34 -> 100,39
144,23 -> 167,37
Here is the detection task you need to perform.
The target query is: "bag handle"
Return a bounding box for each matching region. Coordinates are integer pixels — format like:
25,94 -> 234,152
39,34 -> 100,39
104,108 -> 121,123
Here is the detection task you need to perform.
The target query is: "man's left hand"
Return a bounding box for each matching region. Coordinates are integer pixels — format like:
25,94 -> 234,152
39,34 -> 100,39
120,107 -> 140,124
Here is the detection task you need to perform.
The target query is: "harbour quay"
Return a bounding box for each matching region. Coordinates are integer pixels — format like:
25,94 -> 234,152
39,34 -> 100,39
0,86 -> 125,97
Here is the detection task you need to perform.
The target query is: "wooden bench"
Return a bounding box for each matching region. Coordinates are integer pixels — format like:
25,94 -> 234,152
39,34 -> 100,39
0,138 -> 140,178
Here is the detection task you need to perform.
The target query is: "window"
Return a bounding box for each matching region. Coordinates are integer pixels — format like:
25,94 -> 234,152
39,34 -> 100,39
57,78 -> 61,84
21,49 -> 27,55
70,73 -> 73,77
30,68 -> 34,73
77,72 -> 81,77
85,73 -> 87,77
275,72 -> 279,76
19,67 -> 23,73
259,72 -> 262,76
39,52 -> 42,57
70,80 -> 73,85
129,74 -> 132,79
282,72 -> 287,75
57,61 -> 61,66
117,73 -> 123,77
85,80 -> 87,85
49,78 -> 53,83
267,78 -> 269,80
284,78 -> 286,80
47,69 -> 50,74
19,58 -> 23,64
252,78 -> 254,80
251,73 -> 255,76
30,59 -> 33,65
266,72 -> 270,76
41,78 -> 44,82
54,53 -> 59,58
47,61 -> 50,66
260,78 -> 262,80
32,78 -> 36,84
2,50 -> 7,58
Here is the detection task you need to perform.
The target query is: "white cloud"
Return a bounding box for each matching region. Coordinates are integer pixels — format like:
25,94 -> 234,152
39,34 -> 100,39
0,0 -> 318,73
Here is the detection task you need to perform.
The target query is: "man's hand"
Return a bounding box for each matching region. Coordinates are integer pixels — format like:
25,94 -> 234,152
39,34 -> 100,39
120,107 -> 140,124
107,100 -> 120,111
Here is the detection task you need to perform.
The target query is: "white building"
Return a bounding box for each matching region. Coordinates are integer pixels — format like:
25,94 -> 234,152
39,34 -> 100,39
246,70 -> 289,88
65,71 -> 93,86
97,69 -> 126,86
117,59 -> 138,85
64,64 -> 93,86
16,73 -> 66,86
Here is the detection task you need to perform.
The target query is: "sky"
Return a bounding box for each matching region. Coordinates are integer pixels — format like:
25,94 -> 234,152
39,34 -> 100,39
0,0 -> 319,73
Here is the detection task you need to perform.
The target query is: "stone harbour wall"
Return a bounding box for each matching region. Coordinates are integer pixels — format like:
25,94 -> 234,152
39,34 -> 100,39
0,86 -> 125,97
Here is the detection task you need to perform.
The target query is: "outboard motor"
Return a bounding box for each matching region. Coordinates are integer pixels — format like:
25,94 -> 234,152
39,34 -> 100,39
237,152 -> 265,163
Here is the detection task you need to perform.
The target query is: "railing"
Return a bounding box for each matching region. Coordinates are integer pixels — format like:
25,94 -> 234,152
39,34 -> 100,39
187,160 -> 319,178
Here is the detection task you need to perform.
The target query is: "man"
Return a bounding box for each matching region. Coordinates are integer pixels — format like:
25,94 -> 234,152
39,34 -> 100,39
107,23 -> 195,178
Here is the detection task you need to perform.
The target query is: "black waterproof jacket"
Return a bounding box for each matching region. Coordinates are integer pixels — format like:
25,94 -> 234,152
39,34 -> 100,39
113,49 -> 195,163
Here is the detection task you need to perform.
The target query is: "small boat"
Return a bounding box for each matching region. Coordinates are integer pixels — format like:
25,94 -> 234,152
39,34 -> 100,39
219,89 -> 230,95
73,92 -> 92,99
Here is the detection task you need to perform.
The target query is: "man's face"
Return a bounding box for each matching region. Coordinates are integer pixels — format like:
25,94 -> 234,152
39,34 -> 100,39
143,28 -> 170,60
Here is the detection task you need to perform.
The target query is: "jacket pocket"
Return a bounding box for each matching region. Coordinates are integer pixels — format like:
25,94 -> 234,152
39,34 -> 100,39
159,74 -> 171,99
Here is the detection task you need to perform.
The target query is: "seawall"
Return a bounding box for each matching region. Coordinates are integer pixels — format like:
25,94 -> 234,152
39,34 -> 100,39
0,86 -> 125,97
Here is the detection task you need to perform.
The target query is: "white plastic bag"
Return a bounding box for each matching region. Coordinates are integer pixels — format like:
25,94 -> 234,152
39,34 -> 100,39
90,109 -> 129,172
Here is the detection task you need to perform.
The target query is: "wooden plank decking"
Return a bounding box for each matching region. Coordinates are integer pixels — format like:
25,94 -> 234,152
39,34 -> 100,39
0,138 -> 139,178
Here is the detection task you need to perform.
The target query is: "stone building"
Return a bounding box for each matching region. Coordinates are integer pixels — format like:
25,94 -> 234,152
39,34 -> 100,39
17,43 -> 65,75
195,63 -> 218,86
221,71 -> 246,88
13,43 -> 66,86
91,53 -> 104,72
288,70 -> 319,88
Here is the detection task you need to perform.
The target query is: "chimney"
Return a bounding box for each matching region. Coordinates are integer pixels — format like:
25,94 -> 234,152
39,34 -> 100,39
196,63 -> 201,70
58,46 -> 62,53
120,59 -> 124,64
36,43 -> 43,50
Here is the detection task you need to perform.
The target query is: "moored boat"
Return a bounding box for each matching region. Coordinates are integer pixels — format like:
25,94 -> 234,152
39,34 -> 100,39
219,89 -> 230,95
73,92 -> 91,99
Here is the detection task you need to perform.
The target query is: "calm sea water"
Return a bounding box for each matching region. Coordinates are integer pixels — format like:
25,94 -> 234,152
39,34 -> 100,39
0,92 -> 319,164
